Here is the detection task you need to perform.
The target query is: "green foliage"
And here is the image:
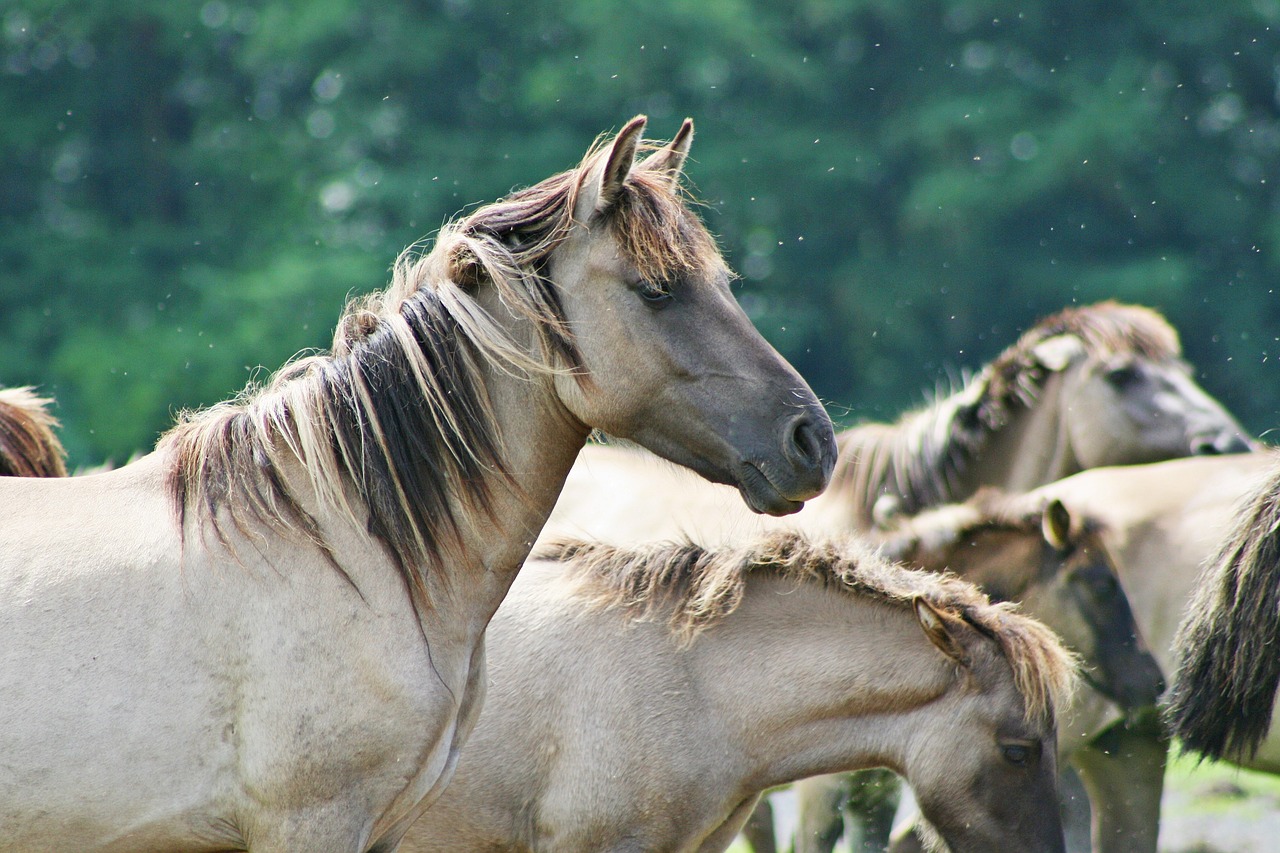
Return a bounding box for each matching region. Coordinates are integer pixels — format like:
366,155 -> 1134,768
2,0 -> 1278,463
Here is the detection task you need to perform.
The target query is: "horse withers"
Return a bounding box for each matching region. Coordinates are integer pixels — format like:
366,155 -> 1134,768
0,118 -> 835,853
398,531 -> 1075,853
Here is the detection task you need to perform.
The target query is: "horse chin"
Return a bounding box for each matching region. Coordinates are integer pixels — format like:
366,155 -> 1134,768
736,462 -> 805,516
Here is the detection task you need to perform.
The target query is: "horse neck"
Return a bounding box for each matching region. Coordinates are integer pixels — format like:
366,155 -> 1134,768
693,578 -> 954,789
959,369 -> 1080,494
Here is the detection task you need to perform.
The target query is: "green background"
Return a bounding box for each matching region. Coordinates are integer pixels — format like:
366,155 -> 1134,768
3,0 -> 1278,465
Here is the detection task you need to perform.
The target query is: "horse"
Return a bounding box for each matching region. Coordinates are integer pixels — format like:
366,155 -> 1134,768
0,386 -> 68,478
841,490 -> 1165,853
1166,453 -> 1280,766
958,452 -> 1278,853
395,531 -> 1076,853
0,117 -> 837,853
536,300 -> 1251,853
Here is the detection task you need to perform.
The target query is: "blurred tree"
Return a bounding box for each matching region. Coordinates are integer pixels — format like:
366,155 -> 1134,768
1,0 -> 1278,463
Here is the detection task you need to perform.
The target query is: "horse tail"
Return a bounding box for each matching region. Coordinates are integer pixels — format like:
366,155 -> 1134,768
1166,463 -> 1280,762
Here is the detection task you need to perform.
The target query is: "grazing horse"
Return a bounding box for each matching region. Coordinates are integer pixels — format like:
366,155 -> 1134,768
976,452 -> 1276,853
537,300 -> 1250,853
845,491 -> 1164,853
0,386 -> 67,477
0,117 -> 836,853
396,531 -> 1075,853
1167,452 -> 1280,765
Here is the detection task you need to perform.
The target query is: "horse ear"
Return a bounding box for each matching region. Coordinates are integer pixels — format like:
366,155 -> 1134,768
578,115 -> 647,218
914,596 -> 970,667
1030,334 -> 1085,372
639,118 -> 693,180
1041,499 -> 1072,551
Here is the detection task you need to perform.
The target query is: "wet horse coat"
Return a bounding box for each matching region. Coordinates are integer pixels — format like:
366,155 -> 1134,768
0,118 -> 835,853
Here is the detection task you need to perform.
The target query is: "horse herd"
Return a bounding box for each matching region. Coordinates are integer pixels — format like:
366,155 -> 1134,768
0,117 -> 1276,853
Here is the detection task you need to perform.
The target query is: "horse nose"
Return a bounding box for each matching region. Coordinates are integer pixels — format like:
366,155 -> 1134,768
783,410 -> 836,483
1190,431 -> 1255,455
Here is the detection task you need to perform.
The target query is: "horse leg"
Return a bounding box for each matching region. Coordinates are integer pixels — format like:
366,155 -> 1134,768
793,774 -> 849,853
1069,712 -> 1167,853
740,795 -> 778,853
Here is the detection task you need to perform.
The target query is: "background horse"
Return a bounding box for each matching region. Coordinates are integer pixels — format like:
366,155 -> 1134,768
856,491 -> 1164,853
397,531 -> 1075,853
988,452 -> 1277,853
0,117 -> 836,852
0,386 -> 67,478
537,300 -> 1249,852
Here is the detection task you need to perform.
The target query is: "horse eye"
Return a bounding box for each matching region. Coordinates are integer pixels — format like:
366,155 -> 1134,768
1001,743 -> 1033,766
1105,365 -> 1141,388
637,283 -> 674,308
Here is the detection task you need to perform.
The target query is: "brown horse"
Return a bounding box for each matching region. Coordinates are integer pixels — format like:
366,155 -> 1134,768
0,118 -> 836,852
0,386 -> 67,478
989,452 -> 1276,853
835,491 -> 1164,853
397,531 -> 1076,853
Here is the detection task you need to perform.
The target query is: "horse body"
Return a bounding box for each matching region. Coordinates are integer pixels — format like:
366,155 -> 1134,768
398,533 -> 1073,853
0,118 -> 836,852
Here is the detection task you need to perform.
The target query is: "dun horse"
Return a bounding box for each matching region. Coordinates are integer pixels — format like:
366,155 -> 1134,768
397,531 -> 1076,853
846,491 -> 1164,853
537,300 -> 1249,852
0,386 -> 67,478
990,452 -> 1276,853
0,118 -> 836,852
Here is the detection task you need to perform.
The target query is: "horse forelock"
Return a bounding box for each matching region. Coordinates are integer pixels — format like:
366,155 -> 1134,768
0,387 -> 68,478
834,301 -> 1182,523
540,531 -> 1077,722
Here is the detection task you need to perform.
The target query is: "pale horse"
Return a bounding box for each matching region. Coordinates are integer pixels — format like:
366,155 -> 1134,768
396,531 -> 1077,853
0,116 -> 836,853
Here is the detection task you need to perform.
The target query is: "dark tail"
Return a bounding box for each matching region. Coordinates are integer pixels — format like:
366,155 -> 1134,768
1166,464 -> 1280,761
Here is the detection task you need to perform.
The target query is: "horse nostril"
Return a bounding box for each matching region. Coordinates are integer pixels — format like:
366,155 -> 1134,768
785,414 -> 827,472
1190,438 -> 1222,456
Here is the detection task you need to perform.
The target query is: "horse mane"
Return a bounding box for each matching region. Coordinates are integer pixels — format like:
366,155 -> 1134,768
831,301 -> 1183,525
160,133 -> 722,614
0,387 -> 68,478
539,530 -> 1076,725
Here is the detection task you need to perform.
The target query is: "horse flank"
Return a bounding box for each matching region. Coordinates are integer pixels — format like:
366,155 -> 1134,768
0,387 -> 68,478
1167,464 -> 1280,761
832,301 -> 1183,524
536,530 -> 1076,725
160,134 -> 723,614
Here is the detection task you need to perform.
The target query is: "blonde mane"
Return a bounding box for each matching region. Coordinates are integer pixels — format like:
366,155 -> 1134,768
161,132 -> 724,614
831,301 -> 1183,525
538,530 -> 1076,725
0,387 -> 68,478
